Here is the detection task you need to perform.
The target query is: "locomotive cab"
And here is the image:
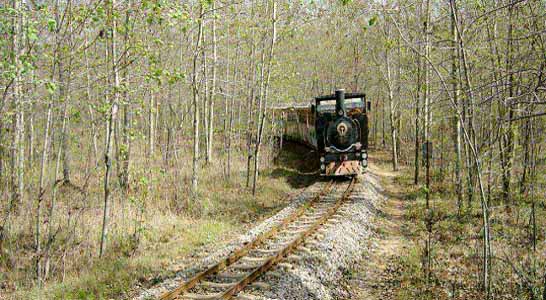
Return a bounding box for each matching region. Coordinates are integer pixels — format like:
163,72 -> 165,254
315,90 -> 369,176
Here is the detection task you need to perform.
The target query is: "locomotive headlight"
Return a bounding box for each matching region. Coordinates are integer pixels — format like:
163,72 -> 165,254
320,157 -> 325,163
362,152 -> 368,159
320,164 -> 325,170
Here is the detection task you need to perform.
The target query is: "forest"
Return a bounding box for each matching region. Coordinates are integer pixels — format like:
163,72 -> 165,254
0,0 -> 545,299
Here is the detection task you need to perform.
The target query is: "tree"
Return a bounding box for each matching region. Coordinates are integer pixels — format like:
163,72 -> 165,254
191,3 -> 204,195
252,0 -> 277,195
99,0 -> 120,257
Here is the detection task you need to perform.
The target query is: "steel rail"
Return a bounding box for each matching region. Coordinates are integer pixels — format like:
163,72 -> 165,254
218,178 -> 356,299
159,181 -> 334,300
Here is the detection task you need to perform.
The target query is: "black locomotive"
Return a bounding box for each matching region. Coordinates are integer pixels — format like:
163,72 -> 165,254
314,90 -> 369,175
275,89 -> 370,176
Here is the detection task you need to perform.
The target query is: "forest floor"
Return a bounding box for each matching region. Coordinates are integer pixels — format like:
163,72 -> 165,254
2,144 -> 318,300
348,151 -> 546,300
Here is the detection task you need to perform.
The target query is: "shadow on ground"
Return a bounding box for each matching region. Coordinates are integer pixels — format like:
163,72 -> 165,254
269,141 -> 323,189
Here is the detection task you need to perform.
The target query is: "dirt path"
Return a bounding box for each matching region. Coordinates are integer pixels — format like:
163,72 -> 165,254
348,163 -> 411,299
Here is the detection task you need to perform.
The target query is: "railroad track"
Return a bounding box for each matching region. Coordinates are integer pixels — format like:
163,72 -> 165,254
159,178 -> 356,300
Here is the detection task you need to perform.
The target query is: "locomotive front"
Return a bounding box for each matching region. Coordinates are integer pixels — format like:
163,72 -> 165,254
315,89 -> 369,176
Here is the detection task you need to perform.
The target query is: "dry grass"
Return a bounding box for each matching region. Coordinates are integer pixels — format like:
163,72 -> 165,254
357,151 -> 546,300
0,141 -> 310,300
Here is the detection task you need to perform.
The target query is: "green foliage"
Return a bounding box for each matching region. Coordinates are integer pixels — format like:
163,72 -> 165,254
45,81 -> 57,94
47,18 -> 57,32
368,15 -> 378,26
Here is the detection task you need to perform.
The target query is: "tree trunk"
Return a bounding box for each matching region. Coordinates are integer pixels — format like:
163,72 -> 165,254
100,0 -> 120,257
252,1 -> 277,195
149,93 -> 155,158
206,1 -> 217,164
201,20 -> 209,162
191,4 -> 204,195
36,98 -> 52,284
451,2 -> 491,295
423,0 -> 431,208
450,0 -> 463,215
383,19 -> 398,172
119,6 -> 132,191
500,1 -> 516,204
84,35 -> 99,166
10,0 -> 24,210
413,51 -> 421,185
245,6 -> 258,189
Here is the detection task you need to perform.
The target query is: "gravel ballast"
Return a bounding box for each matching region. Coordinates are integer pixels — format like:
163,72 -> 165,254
251,173 -> 384,300
133,173 -> 384,300
133,182 -> 326,300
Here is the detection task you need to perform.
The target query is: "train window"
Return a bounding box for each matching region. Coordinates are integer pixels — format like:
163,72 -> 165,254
317,98 -> 364,112
346,98 -> 364,109
316,100 -> 336,112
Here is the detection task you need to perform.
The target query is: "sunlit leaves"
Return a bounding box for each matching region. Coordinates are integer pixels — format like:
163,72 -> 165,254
368,15 -> 378,26
47,18 -> 57,32
45,81 -> 57,95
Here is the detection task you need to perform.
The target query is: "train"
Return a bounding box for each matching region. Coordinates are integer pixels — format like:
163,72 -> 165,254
273,89 -> 370,176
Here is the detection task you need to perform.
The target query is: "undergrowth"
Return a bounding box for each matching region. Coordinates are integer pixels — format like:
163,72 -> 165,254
1,143 -> 313,300
371,152 -> 546,300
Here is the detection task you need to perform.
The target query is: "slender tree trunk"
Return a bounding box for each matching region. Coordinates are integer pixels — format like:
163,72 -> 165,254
100,0 -> 120,257
245,9 -> 258,187
383,20 -> 398,171
119,6 -> 132,191
28,110 -> 34,167
10,0 -> 24,210
201,19 -> 209,162
414,52 -> 421,185
36,101 -> 52,284
450,0 -> 463,216
60,75 -> 71,184
149,93 -> 155,158
84,35 -> 99,166
501,1 -> 516,204
223,30 -> 231,179
422,0 -> 432,285
451,2 -> 491,295
59,4 -> 73,184
206,1 -> 217,164
252,1 -> 276,195
381,92 -> 386,149
424,0 -> 431,207
191,4 -> 204,194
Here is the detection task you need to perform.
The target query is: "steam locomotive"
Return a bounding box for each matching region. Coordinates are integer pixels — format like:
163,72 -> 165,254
274,89 -> 370,176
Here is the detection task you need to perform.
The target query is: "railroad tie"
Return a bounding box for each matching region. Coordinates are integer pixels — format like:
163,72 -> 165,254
180,292 -> 221,300
201,281 -> 235,289
286,254 -> 303,262
241,256 -> 269,264
285,228 -> 307,235
277,262 -> 294,269
297,245 -> 314,255
217,271 -> 245,279
232,262 -> 261,270
234,293 -> 260,300
253,248 -> 281,255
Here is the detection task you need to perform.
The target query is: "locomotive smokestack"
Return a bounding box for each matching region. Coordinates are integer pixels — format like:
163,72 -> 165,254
335,89 -> 346,117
